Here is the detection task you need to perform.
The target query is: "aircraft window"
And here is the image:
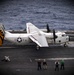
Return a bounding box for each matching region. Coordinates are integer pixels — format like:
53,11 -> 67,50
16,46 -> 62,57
62,34 -> 66,37
59,40 -> 61,43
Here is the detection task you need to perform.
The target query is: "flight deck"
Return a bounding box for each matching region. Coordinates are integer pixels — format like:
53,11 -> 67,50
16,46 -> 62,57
0,45 -> 74,75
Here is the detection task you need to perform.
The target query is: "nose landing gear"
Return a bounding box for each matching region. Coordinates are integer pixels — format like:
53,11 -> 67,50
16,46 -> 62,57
63,43 -> 67,47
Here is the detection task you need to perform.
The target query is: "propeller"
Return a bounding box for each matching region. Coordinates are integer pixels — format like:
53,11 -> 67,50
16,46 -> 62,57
46,24 -> 51,33
46,24 -> 57,43
53,29 -> 57,43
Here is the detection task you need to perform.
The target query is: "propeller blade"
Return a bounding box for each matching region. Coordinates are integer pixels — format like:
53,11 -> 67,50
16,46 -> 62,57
53,29 -> 57,43
46,24 -> 51,33
53,29 -> 55,43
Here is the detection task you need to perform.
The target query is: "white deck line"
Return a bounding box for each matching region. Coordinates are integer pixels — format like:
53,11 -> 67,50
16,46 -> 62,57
0,47 -> 16,48
35,57 -> 74,61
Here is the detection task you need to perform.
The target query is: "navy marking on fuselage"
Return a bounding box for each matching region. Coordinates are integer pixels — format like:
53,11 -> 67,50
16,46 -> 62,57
17,37 -> 22,43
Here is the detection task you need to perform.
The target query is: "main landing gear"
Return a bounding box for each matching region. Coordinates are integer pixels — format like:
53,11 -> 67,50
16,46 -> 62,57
36,45 -> 40,50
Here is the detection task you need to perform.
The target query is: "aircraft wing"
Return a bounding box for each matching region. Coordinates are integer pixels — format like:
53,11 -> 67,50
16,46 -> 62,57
29,33 -> 48,47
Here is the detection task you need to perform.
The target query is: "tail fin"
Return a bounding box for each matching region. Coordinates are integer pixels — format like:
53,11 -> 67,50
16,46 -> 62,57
0,23 -> 5,46
26,22 -> 40,34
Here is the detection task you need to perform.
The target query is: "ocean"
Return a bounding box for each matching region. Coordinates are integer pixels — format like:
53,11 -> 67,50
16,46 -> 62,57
0,0 -> 74,30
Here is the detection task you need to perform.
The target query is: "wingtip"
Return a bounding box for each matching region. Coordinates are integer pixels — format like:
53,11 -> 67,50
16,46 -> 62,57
26,22 -> 32,25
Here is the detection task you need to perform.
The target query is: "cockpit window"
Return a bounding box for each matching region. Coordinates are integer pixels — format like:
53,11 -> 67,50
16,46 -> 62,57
62,34 -> 66,37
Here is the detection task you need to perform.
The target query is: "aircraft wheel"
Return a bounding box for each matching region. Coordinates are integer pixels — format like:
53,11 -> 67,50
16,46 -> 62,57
36,45 -> 40,50
63,43 -> 67,47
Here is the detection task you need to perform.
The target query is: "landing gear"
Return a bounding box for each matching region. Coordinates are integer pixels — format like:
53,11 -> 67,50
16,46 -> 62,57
36,45 -> 40,50
64,43 -> 67,47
